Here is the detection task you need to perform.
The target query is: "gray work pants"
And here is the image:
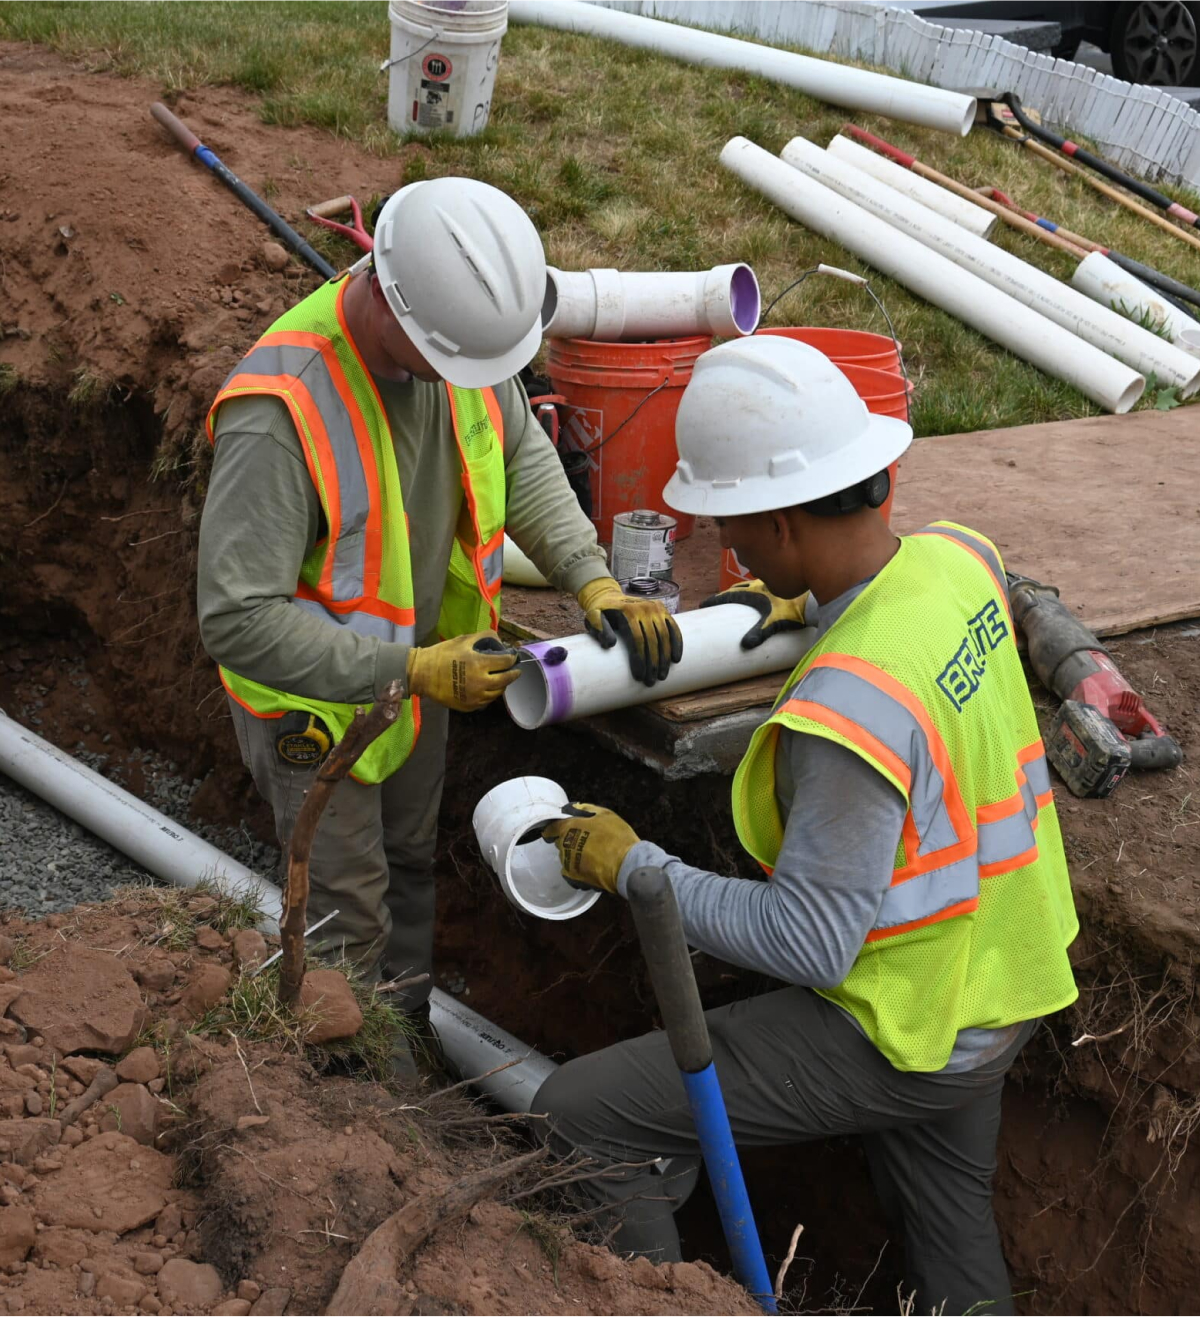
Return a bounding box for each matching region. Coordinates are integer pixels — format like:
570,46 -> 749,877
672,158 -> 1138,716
227,695 -> 449,1008
534,986 -> 1035,1317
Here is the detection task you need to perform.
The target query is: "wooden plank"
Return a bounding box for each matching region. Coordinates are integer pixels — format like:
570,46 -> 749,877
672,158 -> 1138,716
891,409 -> 1200,637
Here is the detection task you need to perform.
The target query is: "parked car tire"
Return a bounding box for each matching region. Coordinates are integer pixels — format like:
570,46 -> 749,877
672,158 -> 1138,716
1110,1 -> 1200,85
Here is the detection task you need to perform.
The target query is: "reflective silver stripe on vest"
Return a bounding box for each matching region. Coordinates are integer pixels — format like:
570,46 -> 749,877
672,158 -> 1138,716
292,597 -> 415,646
913,524 -> 1006,593
977,750 -> 1049,869
875,854 -> 979,932
791,666 -> 962,857
235,343 -> 371,604
482,541 -> 503,589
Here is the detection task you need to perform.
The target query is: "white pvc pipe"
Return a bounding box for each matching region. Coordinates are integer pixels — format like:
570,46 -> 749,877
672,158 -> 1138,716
0,713 -> 556,1111
508,0 -> 976,137
504,534 -> 551,588
1071,252 -> 1200,359
505,604 -> 815,729
780,135 -> 1200,398
0,711 -> 281,929
825,134 -> 998,240
542,264 -> 761,340
721,137 -> 1145,415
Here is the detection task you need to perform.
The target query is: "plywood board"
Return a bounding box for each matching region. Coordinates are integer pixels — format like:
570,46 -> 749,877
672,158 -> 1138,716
890,409 -> 1200,637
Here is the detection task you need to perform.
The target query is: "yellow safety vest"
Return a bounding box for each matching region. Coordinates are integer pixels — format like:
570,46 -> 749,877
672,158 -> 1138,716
732,522 -> 1079,1072
205,276 -> 507,784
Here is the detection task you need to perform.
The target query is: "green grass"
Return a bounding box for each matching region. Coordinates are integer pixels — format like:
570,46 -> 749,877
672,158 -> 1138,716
0,364 -> 18,398
2,1 -> 1198,433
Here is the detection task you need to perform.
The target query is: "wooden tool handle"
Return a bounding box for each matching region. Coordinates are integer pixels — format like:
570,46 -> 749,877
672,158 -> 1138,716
150,101 -> 201,155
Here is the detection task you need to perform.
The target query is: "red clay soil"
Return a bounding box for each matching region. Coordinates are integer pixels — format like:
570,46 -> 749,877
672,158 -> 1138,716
0,890 -> 756,1317
3,42 -> 1200,1317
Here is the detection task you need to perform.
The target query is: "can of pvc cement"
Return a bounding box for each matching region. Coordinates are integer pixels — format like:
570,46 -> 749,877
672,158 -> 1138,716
619,576 -> 681,615
610,510 -> 677,582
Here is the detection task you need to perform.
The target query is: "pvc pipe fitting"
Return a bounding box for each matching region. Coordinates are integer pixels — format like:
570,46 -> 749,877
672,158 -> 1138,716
542,264 -> 761,341
780,135 -> 1200,399
721,137 -> 1146,415
472,776 -> 600,921
505,603 -> 816,729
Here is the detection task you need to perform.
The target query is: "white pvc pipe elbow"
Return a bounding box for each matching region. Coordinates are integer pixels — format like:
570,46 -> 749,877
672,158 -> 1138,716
542,264 -> 761,341
1071,253 -> 1200,359
508,0 -> 977,137
779,135 -> 1200,398
825,134 -> 998,240
505,604 -> 816,729
720,137 -> 1145,415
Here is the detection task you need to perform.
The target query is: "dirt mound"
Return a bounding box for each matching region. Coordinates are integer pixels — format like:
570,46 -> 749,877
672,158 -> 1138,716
0,889 -> 756,1317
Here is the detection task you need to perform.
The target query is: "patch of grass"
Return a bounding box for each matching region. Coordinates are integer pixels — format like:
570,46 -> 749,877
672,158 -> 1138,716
192,875 -> 267,935
514,1210 -> 569,1289
2,2 -> 1198,431
67,367 -> 111,409
0,363 -> 18,398
7,936 -> 49,972
309,957 -> 411,1086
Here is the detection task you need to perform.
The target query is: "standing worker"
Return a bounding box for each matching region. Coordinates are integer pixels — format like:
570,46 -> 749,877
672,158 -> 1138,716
197,177 -> 682,1074
537,336 -> 1078,1315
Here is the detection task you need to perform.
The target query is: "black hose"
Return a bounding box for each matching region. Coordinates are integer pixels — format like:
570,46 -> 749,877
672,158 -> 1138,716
1004,94 -> 1200,231
1105,251 -> 1200,312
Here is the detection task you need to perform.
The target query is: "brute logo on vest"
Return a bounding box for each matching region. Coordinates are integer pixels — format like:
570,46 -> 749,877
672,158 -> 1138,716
206,275 -> 507,785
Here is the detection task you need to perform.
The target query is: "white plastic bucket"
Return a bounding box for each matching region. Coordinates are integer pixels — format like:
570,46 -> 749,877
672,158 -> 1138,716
387,0 -> 508,138
472,776 -> 601,921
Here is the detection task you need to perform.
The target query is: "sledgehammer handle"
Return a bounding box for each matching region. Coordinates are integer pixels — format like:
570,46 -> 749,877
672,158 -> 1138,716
627,866 -> 711,1073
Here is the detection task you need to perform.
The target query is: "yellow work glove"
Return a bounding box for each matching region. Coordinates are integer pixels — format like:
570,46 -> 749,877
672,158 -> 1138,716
701,580 -> 811,650
405,631 -> 520,713
577,577 -> 684,688
542,804 -> 640,895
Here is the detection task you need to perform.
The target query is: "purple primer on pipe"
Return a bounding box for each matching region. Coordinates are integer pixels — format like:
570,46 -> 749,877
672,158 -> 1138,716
524,641 -> 575,724
729,264 -> 761,335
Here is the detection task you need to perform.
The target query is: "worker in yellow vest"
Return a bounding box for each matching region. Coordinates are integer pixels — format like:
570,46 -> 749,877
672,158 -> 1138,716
538,336 -> 1078,1315
197,178 -> 681,1074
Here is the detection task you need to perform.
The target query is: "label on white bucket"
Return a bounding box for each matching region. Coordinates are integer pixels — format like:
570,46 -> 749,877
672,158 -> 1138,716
414,51 -> 461,129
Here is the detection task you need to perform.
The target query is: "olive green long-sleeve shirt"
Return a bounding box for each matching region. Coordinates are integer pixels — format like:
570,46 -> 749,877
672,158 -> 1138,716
197,375 -> 607,704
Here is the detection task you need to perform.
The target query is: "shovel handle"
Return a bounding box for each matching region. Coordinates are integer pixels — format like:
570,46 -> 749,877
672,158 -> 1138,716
626,866 -> 711,1074
308,194 -> 356,220
151,101 -> 201,155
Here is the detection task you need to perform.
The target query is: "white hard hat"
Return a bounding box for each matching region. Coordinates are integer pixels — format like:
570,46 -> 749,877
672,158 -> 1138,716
663,336 -> 912,517
372,178 -> 547,389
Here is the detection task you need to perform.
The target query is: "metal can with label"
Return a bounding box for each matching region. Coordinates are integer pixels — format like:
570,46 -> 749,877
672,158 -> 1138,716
610,510 -> 677,583
619,576 -> 682,615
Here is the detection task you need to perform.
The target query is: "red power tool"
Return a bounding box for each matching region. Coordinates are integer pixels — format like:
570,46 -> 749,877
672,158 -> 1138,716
1009,574 -> 1183,798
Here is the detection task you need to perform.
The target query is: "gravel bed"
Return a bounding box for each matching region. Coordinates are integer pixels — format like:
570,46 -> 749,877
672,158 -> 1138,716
0,737 -> 279,916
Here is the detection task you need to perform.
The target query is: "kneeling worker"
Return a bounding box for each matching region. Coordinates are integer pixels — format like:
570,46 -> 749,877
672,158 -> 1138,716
198,178 -> 681,1074
538,335 -> 1078,1316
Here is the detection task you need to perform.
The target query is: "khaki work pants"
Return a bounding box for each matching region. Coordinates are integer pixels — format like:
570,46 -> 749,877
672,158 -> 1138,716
228,695 -> 449,1009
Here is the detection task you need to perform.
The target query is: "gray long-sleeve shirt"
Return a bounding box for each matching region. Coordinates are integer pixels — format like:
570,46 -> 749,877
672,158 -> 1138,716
197,375 -> 608,704
618,581 -> 1024,1072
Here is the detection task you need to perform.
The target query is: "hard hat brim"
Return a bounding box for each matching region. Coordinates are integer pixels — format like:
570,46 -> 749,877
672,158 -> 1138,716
397,310 -> 544,391
663,412 -> 913,518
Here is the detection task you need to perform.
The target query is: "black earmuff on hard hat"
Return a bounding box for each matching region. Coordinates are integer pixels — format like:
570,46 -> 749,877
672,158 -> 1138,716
803,468 -> 891,517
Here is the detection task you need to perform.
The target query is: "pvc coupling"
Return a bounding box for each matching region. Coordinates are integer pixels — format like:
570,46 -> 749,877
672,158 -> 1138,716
542,264 -> 761,341
472,776 -> 600,921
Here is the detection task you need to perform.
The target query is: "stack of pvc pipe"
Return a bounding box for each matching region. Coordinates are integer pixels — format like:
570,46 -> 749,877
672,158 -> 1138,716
778,134 -> 1200,397
508,0 -> 977,136
543,264 -> 761,340
720,136 -> 1146,414
1071,253 -> 1200,358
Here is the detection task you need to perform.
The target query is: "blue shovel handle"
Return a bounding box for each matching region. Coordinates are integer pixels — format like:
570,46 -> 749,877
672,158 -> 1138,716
626,866 -> 777,1313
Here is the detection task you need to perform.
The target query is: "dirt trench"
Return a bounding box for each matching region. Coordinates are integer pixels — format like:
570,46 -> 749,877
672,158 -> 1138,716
3,43 -> 1200,1315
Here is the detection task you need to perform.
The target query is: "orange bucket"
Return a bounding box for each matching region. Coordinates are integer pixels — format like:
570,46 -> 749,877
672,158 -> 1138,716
717,354 -> 912,590
546,336 -> 711,543
756,325 -> 902,374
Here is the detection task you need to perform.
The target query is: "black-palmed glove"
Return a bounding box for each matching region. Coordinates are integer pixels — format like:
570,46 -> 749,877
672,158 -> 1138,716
578,577 -> 684,687
701,580 -> 811,649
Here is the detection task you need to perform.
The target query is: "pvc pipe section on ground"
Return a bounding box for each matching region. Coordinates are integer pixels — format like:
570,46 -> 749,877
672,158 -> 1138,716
505,603 -> 816,729
0,714 -> 558,1111
503,534 -> 551,588
0,711 -> 283,929
1071,252 -> 1200,358
508,0 -> 976,136
721,138 -> 1144,415
825,134 -> 998,240
779,136 -> 1200,398
542,265 -> 761,340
